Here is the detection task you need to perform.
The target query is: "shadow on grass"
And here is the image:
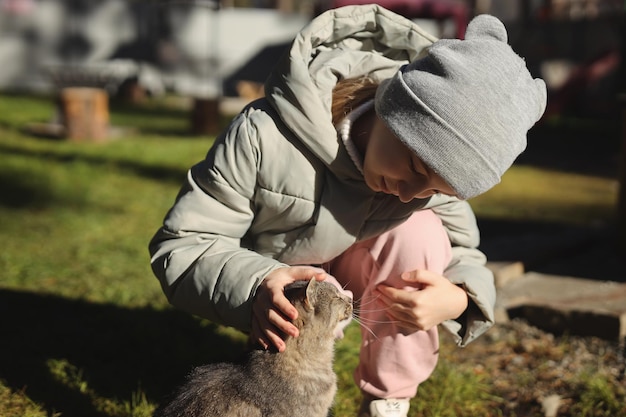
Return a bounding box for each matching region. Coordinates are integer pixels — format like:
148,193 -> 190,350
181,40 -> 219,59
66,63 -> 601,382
478,217 -> 626,283
0,92 -> 231,138
521,119 -> 621,179
0,142 -> 189,187
0,168 -> 58,209
0,289 -> 247,417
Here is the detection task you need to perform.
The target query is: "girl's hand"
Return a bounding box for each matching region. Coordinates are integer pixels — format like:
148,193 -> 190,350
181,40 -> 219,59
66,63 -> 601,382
251,266 -> 327,352
376,270 -> 468,332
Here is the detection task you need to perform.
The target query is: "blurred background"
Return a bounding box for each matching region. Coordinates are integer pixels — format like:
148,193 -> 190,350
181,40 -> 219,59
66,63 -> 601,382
0,0 -> 623,112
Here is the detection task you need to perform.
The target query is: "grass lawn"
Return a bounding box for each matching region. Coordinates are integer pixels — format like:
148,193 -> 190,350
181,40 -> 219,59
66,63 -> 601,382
0,93 -> 622,417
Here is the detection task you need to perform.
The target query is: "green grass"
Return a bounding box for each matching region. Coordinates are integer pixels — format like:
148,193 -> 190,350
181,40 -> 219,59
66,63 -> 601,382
0,93 -> 622,417
571,372 -> 626,417
471,166 -> 618,225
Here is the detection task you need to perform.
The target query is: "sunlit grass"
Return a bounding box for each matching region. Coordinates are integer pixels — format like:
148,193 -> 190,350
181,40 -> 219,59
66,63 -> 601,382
0,381 -> 49,417
471,165 -> 619,225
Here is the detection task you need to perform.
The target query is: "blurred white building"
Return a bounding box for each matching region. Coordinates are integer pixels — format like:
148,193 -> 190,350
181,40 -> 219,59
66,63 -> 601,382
0,0 -> 309,97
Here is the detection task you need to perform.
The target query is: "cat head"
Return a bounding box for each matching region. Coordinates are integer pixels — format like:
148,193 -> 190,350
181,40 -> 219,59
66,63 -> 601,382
284,279 -> 352,334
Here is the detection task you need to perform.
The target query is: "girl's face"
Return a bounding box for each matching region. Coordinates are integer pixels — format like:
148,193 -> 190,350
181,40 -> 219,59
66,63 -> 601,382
362,117 -> 456,202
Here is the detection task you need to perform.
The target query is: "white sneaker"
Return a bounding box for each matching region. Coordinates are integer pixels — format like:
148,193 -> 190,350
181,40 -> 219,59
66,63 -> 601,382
369,399 -> 410,417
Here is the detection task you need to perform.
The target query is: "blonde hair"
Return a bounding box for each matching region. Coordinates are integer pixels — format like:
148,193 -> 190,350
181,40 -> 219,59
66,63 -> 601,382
331,77 -> 379,125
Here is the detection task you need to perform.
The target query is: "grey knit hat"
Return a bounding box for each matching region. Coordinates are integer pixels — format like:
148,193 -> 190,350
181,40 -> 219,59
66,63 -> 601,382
375,14 -> 547,199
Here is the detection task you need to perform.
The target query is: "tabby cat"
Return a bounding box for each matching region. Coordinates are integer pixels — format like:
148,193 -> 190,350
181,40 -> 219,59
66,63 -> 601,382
154,279 -> 353,417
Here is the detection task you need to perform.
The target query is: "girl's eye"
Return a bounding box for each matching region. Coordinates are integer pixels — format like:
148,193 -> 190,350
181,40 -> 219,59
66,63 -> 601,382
410,162 -> 421,176
411,157 -> 427,177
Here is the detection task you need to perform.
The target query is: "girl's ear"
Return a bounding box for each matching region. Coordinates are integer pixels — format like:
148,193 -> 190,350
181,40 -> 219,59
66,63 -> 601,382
304,279 -> 317,311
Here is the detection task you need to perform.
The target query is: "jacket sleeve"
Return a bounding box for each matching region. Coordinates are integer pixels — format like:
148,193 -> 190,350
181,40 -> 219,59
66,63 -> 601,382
425,195 -> 495,347
149,112 -> 287,331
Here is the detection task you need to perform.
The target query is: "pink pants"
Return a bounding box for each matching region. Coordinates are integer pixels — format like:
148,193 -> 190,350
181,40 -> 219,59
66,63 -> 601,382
324,210 -> 452,399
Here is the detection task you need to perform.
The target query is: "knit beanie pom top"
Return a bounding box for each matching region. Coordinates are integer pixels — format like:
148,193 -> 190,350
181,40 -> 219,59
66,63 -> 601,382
375,14 -> 547,200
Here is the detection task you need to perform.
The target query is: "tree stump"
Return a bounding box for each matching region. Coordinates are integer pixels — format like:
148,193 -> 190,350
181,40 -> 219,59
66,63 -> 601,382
190,98 -> 220,135
619,102 -> 626,255
59,87 -> 109,142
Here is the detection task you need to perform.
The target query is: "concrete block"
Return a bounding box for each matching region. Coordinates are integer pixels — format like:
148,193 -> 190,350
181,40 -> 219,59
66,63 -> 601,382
487,261 -> 525,288
496,272 -> 626,341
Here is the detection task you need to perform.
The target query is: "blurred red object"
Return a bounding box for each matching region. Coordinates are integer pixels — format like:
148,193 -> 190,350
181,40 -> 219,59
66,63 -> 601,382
1,0 -> 35,15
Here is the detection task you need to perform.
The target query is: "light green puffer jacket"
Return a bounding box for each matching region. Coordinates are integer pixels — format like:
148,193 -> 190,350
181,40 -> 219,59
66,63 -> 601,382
149,4 -> 495,346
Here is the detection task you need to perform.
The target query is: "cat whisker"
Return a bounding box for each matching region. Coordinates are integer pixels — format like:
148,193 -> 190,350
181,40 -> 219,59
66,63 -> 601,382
353,293 -> 382,309
351,315 -> 379,340
359,300 -> 376,308
354,316 -> 400,326
354,306 -> 394,314
351,311 -> 403,341
353,311 -> 401,326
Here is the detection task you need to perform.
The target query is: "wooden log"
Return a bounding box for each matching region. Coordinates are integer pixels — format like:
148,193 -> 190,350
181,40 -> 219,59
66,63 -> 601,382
59,87 -> 109,142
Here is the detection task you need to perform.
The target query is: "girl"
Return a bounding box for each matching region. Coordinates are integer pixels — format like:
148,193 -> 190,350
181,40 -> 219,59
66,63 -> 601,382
149,5 -> 546,417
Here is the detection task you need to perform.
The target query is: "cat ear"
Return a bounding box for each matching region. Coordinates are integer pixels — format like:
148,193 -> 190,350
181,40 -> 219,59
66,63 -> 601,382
304,279 -> 317,311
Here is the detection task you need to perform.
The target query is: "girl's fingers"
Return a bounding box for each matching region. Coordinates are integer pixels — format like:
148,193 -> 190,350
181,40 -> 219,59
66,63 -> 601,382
251,315 -> 269,350
268,307 -> 299,338
270,291 -> 299,321
251,314 -> 287,352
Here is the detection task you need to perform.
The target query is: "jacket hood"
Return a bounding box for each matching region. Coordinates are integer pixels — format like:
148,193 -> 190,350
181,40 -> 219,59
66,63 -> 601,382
265,4 -> 437,169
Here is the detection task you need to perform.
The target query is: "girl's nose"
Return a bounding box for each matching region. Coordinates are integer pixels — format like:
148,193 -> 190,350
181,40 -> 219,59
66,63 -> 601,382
398,181 -> 421,202
398,181 -> 435,202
